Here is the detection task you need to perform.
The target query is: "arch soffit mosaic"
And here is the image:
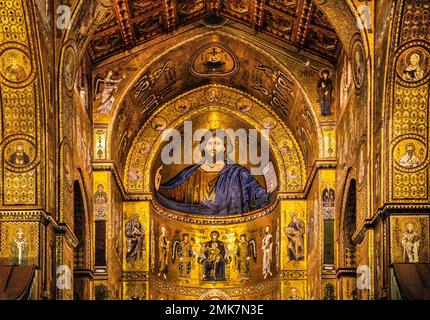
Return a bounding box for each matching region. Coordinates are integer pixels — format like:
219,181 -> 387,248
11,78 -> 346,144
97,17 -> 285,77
106,30 -> 324,170
124,84 -> 306,194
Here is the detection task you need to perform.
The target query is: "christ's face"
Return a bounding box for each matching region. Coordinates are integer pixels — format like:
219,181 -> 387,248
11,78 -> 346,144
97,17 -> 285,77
204,136 -> 225,159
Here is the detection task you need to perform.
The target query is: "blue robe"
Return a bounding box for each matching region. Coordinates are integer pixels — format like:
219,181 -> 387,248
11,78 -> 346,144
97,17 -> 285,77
155,163 -> 272,215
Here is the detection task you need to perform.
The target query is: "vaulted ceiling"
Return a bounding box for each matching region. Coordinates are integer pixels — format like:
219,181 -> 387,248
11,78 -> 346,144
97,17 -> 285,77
88,0 -> 342,64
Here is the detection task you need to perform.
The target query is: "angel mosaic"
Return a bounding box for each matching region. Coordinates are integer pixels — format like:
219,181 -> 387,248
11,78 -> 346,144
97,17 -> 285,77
172,233 -> 195,280
94,71 -> 125,114
234,234 -> 257,281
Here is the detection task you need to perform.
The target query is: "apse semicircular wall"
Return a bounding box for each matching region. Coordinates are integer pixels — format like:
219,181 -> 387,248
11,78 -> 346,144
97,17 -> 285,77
105,31 -> 326,178
124,85 -> 306,196
120,83 -> 310,299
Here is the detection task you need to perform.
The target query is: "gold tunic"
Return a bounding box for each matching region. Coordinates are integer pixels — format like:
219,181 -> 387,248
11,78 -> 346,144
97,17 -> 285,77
159,167 -> 219,204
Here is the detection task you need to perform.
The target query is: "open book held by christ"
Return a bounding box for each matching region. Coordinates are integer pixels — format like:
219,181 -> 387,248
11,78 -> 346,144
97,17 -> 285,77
263,162 -> 278,194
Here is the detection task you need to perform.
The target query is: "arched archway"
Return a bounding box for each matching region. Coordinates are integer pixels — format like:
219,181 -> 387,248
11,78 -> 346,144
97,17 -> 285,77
73,180 -> 91,300
336,175 -> 358,300
343,179 -> 357,265
124,85 -> 307,195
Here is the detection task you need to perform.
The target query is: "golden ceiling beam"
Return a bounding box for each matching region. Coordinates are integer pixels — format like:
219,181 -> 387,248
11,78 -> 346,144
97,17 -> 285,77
163,0 -> 178,31
112,0 -> 135,47
294,0 -> 313,46
252,0 -> 265,30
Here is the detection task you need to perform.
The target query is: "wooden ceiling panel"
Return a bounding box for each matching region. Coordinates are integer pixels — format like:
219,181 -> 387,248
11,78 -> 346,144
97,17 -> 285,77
265,10 -> 295,41
177,0 -> 208,23
89,29 -> 125,62
93,6 -> 118,34
309,4 -> 336,32
129,0 -> 162,18
221,0 -> 253,23
133,9 -> 165,42
266,0 -> 299,17
88,0 -> 342,63
305,28 -> 340,57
